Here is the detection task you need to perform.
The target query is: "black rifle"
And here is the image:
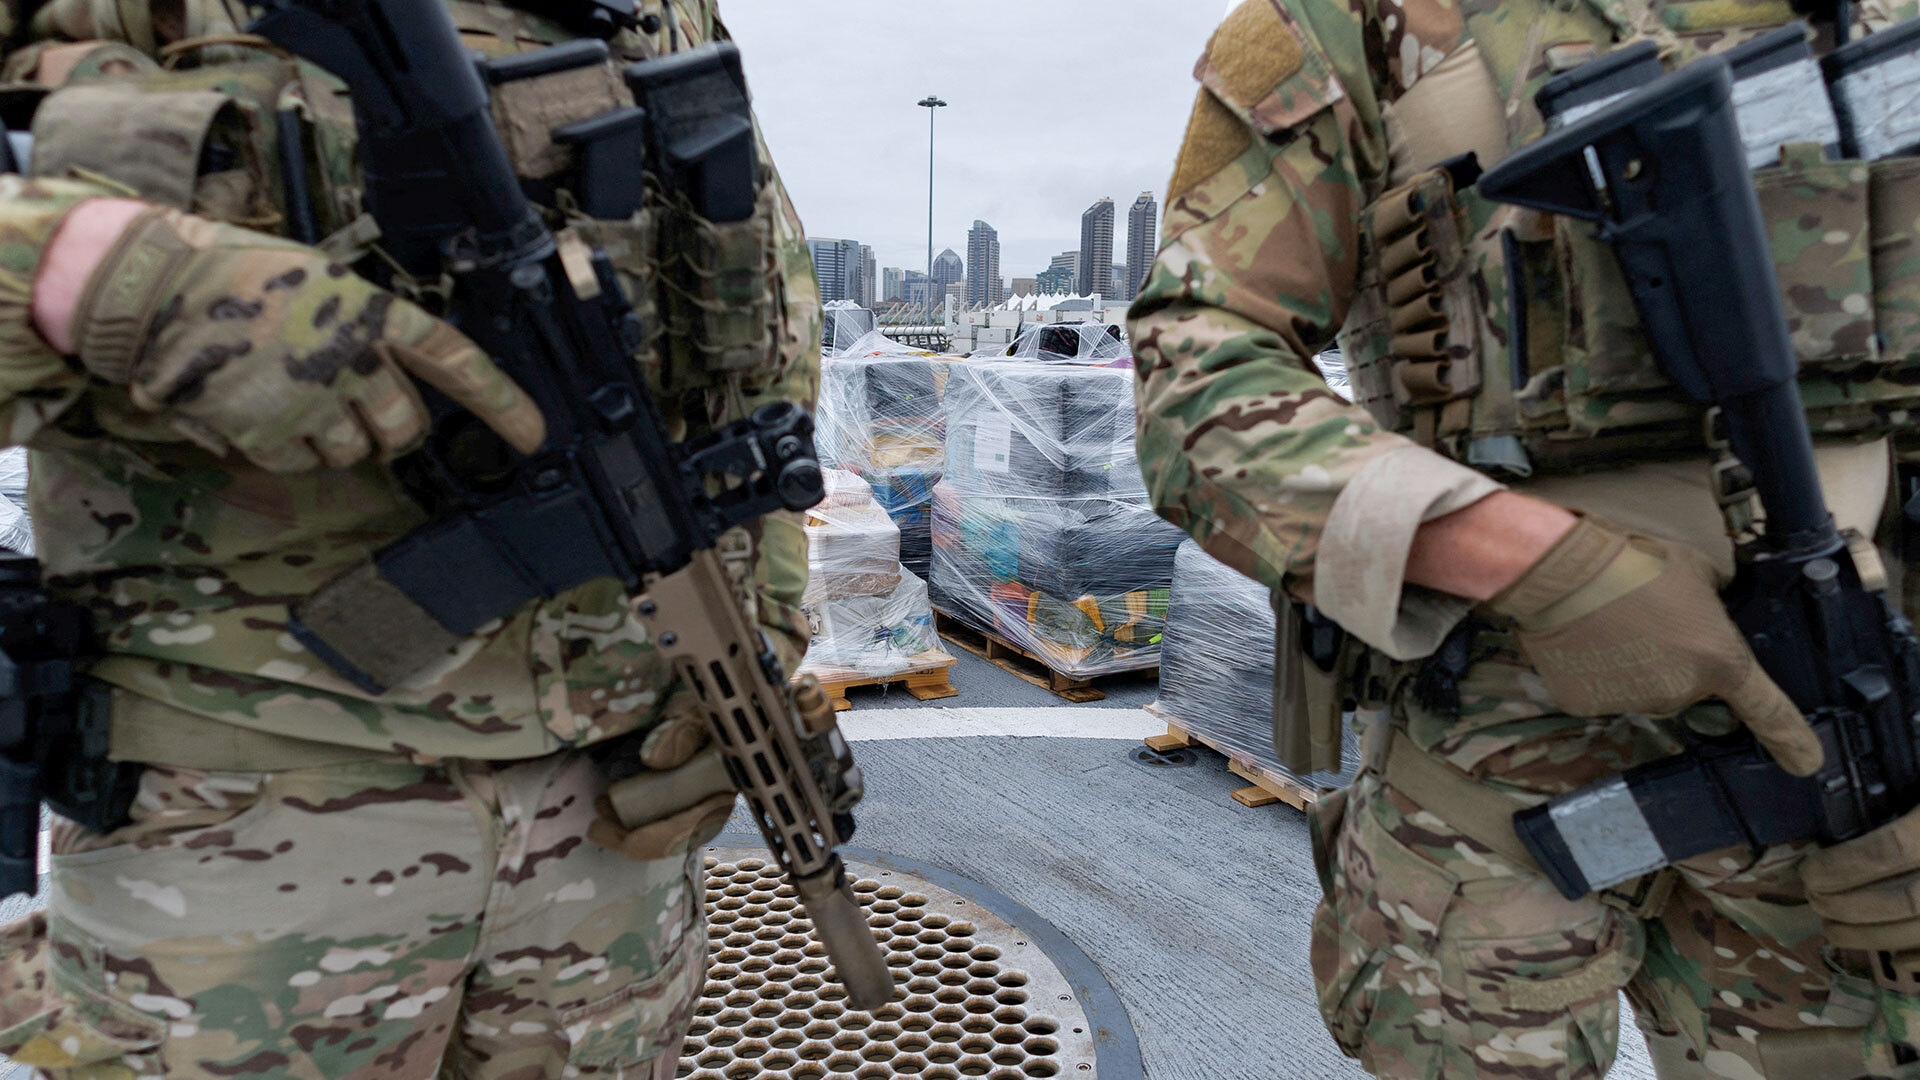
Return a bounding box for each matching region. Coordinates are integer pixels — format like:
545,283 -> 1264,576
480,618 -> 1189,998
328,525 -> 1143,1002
1478,59 -> 1920,914
247,0 -> 892,1008
0,557 -> 140,900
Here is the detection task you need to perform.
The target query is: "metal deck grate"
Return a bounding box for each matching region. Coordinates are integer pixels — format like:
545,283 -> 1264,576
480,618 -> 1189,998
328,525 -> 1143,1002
682,850 -> 1098,1079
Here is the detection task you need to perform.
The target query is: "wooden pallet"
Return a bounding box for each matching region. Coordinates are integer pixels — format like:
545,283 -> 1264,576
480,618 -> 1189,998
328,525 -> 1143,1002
803,651 -> 958,711
933,609 -> 1125,703
1143,702 -> 1320,811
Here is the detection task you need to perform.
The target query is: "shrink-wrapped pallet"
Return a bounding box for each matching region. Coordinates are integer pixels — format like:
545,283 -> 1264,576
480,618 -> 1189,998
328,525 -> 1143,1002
814,332 -> 958,581
931,357 -> 1186,678
1157,540 -> 1359,789
800,469 -> 948,683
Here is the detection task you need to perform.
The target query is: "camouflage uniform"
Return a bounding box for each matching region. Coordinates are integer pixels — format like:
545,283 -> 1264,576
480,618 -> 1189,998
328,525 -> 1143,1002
0,0 -> 821,1075
1131,0 -> 1920,1077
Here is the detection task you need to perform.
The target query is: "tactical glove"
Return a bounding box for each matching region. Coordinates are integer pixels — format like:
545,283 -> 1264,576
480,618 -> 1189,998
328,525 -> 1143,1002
588,741 -> 738,863
1487,515 -> 1824,776
67,206 -> 544,471
1803,805 -> 1920,952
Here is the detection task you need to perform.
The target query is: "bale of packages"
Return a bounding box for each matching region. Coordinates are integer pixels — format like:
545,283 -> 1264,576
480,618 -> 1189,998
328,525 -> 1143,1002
814,332 -> 958,581
1156,539 -> 1359,789
931,357 -> 1186,678
799,469 -> 947,682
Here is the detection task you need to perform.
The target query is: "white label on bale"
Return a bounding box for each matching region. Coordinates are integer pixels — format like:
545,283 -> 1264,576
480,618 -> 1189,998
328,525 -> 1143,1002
974,420 -> 1013,474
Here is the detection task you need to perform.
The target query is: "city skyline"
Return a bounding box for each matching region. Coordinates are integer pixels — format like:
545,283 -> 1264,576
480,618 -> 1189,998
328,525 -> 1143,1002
719,0 -> 1219,284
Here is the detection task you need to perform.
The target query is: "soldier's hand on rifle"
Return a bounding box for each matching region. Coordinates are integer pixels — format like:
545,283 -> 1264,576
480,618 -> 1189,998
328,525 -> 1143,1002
33,198 -> 545,471
587,713 -> 738,862
1485,514 -> 1825,776
1802,805 -> 1920,953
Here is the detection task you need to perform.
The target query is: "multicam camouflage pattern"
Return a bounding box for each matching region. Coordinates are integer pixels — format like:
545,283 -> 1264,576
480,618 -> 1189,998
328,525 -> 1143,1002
1312,644 -> 1876,1079
0,0 -> 812,1074
1130,0 -> 1920,594
0,0 -> 820,761
1134,0 -> 1920,1075
1,752 -> 704,1078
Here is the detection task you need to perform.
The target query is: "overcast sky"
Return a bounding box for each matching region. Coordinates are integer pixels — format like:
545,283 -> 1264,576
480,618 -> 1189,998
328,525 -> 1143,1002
722,0 -> 1227,286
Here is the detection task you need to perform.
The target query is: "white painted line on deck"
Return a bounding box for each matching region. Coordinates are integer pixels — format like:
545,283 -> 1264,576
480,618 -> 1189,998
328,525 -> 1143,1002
836,706 -> 1161,742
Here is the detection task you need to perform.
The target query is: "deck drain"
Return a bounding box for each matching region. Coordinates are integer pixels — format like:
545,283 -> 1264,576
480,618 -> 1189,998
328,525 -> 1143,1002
683,846 -> 1125,1080
1127,745 -> 1197,769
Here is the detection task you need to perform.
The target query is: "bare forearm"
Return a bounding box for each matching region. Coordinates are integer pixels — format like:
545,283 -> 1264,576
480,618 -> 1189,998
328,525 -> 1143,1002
1404,491 -> 1577,601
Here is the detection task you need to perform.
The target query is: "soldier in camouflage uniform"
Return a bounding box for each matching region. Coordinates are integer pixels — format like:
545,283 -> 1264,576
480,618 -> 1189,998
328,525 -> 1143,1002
0,0 -> 821,1076
1133,0 -> 1920,1077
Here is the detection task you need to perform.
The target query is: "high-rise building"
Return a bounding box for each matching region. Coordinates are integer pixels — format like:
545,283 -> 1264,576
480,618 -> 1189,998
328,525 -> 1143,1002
966,220 -> 1003,306
858,245 -> 877,306
932,248 -> 965,296
1049,250 -> 1078,280
1127,192 -> 1159,300
904,270 -> 936,305
1078,198 -> 1115,297
1011,277 -> 1037,296
1111,264 -> 1130,302
882,267 -> 906,302
807,237 -> 864,304
1036,267 -> 1073,295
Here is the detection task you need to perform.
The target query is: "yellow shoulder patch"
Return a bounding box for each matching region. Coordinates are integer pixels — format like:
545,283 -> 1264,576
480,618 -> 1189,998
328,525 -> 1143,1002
1208,0 -> 1305,106
1168,89 -> 1252,203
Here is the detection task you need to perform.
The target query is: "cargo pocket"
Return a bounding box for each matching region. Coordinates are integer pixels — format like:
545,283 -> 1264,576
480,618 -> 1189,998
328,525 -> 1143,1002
0,913 -> 165,1074
1870,156 -> 1920,364
1309,784 -> 1459,1061
561,936 -> 706,1069
1454,906 -> 1641,1080
559,857 -> 708,1069
1308,783 -> 1349,899
1753,145 -> 1878,368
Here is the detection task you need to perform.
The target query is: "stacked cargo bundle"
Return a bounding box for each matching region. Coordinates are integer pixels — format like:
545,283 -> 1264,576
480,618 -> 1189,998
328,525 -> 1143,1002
1156,539 -> 1359,791
999,320 -> 1130,364
814,333 -> 958,580
798,469 -> 948,687
931,357 -> 1187,678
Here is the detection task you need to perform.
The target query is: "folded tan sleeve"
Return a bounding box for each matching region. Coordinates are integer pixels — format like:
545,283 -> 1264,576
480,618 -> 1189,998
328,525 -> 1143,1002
1313,444 -> 1504,660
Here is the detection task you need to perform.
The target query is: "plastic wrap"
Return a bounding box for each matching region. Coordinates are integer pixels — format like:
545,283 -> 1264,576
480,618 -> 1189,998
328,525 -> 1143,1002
800,469 -> 949,683
1157,539 -> 1359,789
0,447 -> 30,555
814,336 -> 960,581
822,300 -> 876,354
931,359 -> 1186,677
803,470 -> 901,602
1315,349 -> 1353,401
989,320 -> 1130,364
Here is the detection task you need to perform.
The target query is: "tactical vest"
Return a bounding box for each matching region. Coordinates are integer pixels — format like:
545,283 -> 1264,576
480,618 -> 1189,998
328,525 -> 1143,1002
1338,0 -> 1920,478
9,0 -> 782,405
0,0 -> 801,758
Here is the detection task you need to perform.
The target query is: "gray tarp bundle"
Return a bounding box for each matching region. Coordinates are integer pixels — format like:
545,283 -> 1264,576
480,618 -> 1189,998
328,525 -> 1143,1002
0,447 -> 29,555
1158,539 -> 1358,789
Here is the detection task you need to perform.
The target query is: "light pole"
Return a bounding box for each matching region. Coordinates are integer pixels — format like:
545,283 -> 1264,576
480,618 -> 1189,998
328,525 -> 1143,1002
918,95 -> 946,304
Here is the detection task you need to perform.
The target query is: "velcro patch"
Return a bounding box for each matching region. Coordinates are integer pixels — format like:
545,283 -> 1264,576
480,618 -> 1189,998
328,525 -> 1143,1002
1208,0 -> 1305,107
1168,89 -> 1253,202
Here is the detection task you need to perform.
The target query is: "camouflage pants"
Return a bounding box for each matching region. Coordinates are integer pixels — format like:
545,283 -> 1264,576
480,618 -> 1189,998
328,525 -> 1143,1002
0,751 -> 707,1079
1310,641 -> 1893,1080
